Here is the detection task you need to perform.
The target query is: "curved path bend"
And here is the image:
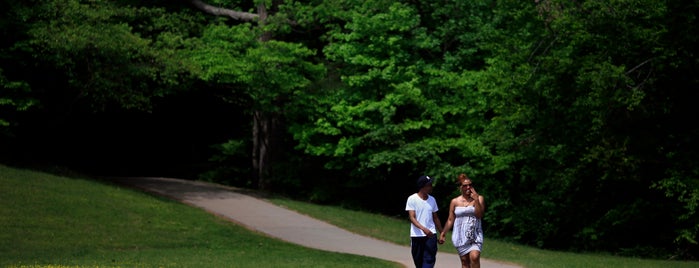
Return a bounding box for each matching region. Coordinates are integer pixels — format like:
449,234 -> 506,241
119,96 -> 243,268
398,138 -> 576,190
108,177 -> 520,268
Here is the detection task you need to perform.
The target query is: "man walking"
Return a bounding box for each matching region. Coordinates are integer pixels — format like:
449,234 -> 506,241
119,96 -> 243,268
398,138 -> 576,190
406,175 -> 444,268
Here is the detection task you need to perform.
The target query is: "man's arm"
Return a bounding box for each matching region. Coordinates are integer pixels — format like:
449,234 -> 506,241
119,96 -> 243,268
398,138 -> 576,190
432,212 -> 443,234
408,210 -> 433,237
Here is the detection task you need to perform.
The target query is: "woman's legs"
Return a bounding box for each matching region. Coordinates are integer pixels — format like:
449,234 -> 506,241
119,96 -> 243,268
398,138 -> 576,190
459,254 -> 469,268
469,250 -> 481,268
457,244 -> 481,268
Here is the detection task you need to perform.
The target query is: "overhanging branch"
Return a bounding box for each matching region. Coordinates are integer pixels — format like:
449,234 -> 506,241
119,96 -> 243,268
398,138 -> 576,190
190,0 -> 259,21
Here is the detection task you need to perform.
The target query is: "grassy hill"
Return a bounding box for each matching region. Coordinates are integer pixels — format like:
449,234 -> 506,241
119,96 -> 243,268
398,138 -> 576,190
0,164 -> 399,267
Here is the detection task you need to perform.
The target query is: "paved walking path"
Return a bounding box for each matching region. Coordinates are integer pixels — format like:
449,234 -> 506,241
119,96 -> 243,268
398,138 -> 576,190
108,177 -> 521,268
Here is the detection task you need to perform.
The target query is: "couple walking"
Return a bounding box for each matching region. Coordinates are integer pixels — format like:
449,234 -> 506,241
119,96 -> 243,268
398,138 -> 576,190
405,174 -> 485,268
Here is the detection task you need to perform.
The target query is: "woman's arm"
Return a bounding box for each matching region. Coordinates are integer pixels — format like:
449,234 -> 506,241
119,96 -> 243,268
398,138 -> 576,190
439,199 -> 457,241
471,188 -> 484,219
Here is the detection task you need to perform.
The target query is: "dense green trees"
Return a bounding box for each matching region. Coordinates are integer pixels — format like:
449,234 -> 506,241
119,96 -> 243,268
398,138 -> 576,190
491,0 -> 691,258
1,0 -> 696,259
475,0 -> 699,256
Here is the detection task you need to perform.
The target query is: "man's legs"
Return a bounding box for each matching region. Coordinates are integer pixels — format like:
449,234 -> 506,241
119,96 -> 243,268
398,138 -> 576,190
410,237 -> 426,268
421,235 -> 438,268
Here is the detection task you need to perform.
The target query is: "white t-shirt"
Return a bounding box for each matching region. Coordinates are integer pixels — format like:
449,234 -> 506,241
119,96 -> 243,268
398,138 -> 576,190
405,193 -> 439,237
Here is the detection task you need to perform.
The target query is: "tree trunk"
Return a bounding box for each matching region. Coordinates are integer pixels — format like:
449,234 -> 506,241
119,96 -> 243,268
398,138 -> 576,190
251,3 -> 276,191
252,110 -> 274,190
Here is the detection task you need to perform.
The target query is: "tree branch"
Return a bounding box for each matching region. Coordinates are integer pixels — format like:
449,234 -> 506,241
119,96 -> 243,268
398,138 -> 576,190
189,0 -> 259,21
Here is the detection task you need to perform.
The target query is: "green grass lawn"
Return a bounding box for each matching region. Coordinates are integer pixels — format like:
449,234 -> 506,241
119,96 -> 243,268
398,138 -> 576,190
2,164 -> 698,268
0,164 -> 400,268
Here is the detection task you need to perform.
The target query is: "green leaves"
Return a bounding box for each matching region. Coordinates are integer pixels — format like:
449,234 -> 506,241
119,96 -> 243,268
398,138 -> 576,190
192,24 -> 257,83
469,0 -> 698,256
191,23 -> 325,113
0,69 -> 36,129
9,0 -> 200,111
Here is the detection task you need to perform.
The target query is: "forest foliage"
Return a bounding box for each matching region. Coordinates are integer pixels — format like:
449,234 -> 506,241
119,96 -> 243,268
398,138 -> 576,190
1,0 -> 697,260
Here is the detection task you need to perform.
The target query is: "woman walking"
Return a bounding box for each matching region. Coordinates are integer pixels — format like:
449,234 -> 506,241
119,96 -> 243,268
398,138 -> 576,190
439,173 -> 485,268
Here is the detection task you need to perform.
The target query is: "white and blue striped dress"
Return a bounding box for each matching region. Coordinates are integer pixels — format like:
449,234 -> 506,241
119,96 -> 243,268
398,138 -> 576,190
451,206 -> 483,256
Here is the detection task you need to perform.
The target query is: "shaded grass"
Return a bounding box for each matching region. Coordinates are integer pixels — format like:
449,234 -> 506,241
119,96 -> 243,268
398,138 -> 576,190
267,197 -> 699,268
0,165 -> 400,267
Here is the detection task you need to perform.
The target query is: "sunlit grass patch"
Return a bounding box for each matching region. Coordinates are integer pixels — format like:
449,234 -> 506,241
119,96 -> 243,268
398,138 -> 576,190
0,164 -> 400,268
